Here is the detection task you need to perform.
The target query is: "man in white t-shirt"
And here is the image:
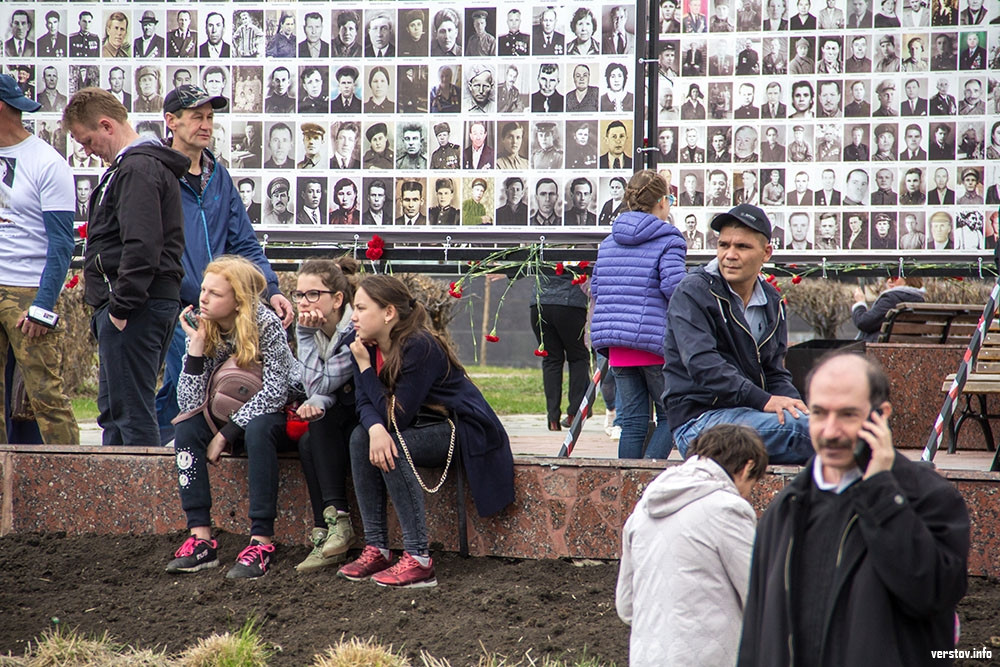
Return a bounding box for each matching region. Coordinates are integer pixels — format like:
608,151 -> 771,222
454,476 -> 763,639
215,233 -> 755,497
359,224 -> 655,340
0,73 -> 78,445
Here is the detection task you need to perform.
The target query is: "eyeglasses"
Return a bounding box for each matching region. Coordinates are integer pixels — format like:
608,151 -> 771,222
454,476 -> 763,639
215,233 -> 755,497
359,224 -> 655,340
291,289 -> 334,303
660,193 -> 677,206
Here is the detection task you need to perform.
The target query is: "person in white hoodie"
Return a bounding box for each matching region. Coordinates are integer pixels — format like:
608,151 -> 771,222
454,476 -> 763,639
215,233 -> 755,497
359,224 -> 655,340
616,424 -> 768,667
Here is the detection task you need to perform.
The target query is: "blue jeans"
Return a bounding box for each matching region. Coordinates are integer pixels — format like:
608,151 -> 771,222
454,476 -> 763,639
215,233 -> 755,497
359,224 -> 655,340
613,365 -> 674,459
349,421 -> 452,556
673,407 -> 813,465
155,322 -> 186,445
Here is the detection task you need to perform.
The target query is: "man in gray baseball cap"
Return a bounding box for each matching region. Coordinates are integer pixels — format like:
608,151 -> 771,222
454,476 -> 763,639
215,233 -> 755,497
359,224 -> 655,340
662,203 -> 813,464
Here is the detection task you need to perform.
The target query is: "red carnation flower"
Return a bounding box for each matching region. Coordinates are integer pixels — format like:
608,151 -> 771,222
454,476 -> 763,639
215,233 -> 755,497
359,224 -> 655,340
77,224 -> 87,239
64,275 -> 80,289
485,333 -> 500,343
534,348 -> 548,357
572,274 -> 588,285
791,275 -> 802,284
365,246 -> 383,260
368,234 -> 385,249
578,260 -> 590,269
555,262 -> 565,276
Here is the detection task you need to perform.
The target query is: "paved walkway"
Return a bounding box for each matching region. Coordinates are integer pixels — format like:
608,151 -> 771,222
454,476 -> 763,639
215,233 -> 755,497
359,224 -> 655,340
76,415 -> 997,470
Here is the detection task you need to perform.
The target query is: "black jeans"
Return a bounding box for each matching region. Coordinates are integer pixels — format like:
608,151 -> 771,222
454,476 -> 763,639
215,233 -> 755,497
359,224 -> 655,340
349,421 -> 452,555
92,298 -> 178,446
174,411 -> 296,537
530,304 -> 590,423
298,403 -> 358,526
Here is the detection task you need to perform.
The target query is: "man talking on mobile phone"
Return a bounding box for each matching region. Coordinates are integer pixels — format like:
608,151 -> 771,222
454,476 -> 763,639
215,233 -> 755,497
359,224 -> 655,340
738,352 -> 970,666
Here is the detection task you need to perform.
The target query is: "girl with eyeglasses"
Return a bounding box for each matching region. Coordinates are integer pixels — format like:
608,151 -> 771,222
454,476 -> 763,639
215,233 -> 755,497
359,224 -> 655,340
289,256 -> 362,572
590,170 -> 688,460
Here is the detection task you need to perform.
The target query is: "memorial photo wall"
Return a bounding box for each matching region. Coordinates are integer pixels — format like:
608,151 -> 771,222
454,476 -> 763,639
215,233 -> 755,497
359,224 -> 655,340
654,0 -> 1000,254
6,2 -> 639,231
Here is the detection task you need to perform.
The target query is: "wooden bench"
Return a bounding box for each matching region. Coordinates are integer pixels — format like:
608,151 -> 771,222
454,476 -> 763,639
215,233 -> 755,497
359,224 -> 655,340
879,302 -> 983,344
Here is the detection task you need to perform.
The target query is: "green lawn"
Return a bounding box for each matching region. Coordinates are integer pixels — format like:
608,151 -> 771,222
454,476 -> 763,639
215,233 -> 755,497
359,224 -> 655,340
467,365 -> 607,415
70,367 -> 606,423
72,397 -> 99,422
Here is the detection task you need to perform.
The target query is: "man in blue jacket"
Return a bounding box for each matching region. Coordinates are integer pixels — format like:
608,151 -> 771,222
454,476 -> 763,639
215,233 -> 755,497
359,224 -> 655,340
663,204 -> 812,464
155,85 -> 293,445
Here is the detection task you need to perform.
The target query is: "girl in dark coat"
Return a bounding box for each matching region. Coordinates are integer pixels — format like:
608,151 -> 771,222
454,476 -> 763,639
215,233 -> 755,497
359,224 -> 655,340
338,275 -> 514,588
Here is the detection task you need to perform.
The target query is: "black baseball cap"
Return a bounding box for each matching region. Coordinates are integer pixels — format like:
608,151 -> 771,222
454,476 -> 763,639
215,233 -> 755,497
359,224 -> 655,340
710,203 -> 772,239
163,84 -> 228,114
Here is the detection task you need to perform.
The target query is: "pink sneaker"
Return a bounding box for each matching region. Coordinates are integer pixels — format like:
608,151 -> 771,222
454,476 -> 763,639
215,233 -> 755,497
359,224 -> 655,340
226,540 -> 275,579
337,545 -> 392,581
372,552 -> 437,588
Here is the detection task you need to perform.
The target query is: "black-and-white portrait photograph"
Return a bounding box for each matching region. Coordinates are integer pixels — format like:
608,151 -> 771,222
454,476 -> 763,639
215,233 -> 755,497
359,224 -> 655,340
264,64 -> 295,114
565,120 -> 599,169
232,66 -> 263,114
397,8 -> 429,57
465,8 -> 497,56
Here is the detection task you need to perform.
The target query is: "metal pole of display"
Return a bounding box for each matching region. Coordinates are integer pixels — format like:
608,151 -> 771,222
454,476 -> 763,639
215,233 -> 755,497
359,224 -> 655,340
923,241 -> 1000,469
638,0 -> 659,171
557,356 -> 609,457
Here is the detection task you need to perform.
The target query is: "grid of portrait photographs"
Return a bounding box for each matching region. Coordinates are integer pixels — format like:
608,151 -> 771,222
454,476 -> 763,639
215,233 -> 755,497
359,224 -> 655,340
8,3 -> 638,230
656,0 -> 1000,253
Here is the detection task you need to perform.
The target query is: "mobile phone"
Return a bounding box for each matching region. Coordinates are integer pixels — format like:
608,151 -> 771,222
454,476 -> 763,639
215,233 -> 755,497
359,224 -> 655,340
183,309 -> 200,330
853,408 -> 882,470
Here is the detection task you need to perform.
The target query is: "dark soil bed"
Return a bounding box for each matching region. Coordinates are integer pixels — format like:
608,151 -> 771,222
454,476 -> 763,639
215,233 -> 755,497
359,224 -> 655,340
0,532 -> 625,665
1,532 -> 998,666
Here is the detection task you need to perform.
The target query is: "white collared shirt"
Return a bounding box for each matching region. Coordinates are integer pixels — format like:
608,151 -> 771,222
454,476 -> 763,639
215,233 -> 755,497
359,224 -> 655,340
812,456 -> 861,494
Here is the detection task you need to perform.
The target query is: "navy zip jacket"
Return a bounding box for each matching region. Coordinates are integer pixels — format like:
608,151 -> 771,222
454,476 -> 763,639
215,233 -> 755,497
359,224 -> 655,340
663,265 -> 798,429
83,140 -> 189,318
175,147 -> 280,307
352,331 -> 515,517
737,455 -> 969,666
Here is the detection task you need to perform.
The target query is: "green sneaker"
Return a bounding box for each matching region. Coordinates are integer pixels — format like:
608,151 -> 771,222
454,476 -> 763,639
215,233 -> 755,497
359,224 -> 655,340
295,527 -> 344,573
321,507 -> 355,558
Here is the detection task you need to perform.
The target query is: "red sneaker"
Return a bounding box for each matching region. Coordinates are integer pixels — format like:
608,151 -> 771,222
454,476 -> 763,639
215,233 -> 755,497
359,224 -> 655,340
337,545 -> 392,581
371,552 -> 437,588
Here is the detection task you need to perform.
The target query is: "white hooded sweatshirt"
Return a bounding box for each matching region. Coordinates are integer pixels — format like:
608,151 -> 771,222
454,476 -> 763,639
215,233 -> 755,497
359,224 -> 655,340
616,456 -> 757,667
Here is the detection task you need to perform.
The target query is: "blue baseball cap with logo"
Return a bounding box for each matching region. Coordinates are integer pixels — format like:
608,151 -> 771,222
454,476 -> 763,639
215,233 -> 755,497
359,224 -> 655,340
710,203 -> 772,239
0,73 -> 41,113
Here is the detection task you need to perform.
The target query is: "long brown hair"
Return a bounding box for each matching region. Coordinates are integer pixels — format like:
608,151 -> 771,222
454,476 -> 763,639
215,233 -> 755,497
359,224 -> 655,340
356,274 -> 465,392
298,254 -> 359,322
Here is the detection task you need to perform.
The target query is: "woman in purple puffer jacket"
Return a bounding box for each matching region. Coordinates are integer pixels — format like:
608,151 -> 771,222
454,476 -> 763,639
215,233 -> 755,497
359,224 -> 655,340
591,170 -> 688,459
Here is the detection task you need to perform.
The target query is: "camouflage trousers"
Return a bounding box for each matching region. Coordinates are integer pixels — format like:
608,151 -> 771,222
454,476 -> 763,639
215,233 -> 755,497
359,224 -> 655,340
0,285 -> 79,445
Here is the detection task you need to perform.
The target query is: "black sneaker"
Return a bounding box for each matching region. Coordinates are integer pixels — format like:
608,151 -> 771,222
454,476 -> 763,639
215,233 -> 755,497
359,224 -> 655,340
226,540 -> 276,579
166,535 -> 220,574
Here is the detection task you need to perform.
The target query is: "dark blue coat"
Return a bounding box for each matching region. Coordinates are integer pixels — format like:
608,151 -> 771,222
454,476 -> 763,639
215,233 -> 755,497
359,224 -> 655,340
591,211 -> 688,357
663,265 -> 798,429
353,332 -> 515,517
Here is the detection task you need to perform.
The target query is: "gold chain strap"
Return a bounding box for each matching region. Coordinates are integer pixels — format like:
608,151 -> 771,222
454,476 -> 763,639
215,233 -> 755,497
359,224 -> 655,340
388,396 -> 456,494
